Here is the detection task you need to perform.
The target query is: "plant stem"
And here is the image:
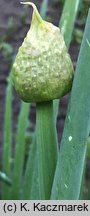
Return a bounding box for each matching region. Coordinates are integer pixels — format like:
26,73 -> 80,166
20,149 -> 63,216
36,101 -> 58,199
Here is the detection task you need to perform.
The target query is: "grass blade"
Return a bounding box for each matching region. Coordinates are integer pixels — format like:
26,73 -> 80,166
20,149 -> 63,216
53,0 -> 80,122
40,0 -> 48,19
30,153 -> 39,200
0,171 -> 12,186
2,73 -> 12,199
36,101 -> 58,199
11,102 -> 30,199
22,135 -> 36,199
51,9 -> 90,200
60,0 -> 80,48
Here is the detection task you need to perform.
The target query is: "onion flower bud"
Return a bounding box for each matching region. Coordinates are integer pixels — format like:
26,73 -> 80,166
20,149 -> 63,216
12,2 -> 74,103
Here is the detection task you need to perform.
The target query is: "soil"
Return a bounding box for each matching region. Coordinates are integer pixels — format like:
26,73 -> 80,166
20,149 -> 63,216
0,0 -> 89,198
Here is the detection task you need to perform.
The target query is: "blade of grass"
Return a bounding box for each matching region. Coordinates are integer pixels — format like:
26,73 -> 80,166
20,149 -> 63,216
0,171 -> 12,186
53,0 -> 80,122
11,102 -> 30,199
30,152 -> 39,200
40,0 -> 48,19
22,135 -> 36,199
79,157 -> 86,199
2,73 -> 12,199
36,101 -> 58,199
25,139 -> 42,200
53,99 -> 60,123
51,9 -> 90,200
60,0 -> 80,48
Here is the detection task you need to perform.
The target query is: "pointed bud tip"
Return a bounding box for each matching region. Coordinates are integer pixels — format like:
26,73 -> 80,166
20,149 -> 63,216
20,1 -> 42,24
20,1 -> 37,11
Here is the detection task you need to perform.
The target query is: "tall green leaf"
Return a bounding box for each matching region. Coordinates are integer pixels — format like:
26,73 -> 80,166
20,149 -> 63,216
40,0 -> 48,19
51,9 -> 90,200
2,73 -> 12,199
60,0 -> 80,48
53,0 -> 80,122
22,135 -> 36,199
11,102 -> 30,199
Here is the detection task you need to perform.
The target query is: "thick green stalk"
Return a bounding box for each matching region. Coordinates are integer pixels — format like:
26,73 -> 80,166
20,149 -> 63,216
36,101 -> 58,199
11,102 -> 30,199
2,73 -> 12,199
51,9 -> 90,200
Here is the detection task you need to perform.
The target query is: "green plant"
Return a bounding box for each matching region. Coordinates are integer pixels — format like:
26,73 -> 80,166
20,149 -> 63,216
2,74 -> 12,199
1,0 -> 90,200
40,0 -> 48,20
73,28 -> 83,44
0,41 -> 13,61
51,10 -> 90,199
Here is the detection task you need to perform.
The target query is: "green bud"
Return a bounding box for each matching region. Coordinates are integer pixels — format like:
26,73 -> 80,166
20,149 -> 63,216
12,2 -> 74,103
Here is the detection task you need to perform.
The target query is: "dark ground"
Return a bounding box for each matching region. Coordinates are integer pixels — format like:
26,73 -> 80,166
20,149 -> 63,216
0,0 -> 90,198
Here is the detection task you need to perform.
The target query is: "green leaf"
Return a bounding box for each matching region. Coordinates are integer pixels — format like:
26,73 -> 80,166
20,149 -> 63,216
51,9 -> 90,200
22,135 -> 36,199
2,73 -> 12,199
53,0 -> 80,123
40,0 -> 48,20
11,102 -> 30,199
60,0 -> 80,48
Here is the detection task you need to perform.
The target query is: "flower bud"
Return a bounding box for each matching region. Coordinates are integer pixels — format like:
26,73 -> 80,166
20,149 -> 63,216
12,2 -> 74,103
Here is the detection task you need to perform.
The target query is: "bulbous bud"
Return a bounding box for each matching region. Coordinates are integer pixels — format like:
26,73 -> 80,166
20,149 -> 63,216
12,2 -> 74,103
